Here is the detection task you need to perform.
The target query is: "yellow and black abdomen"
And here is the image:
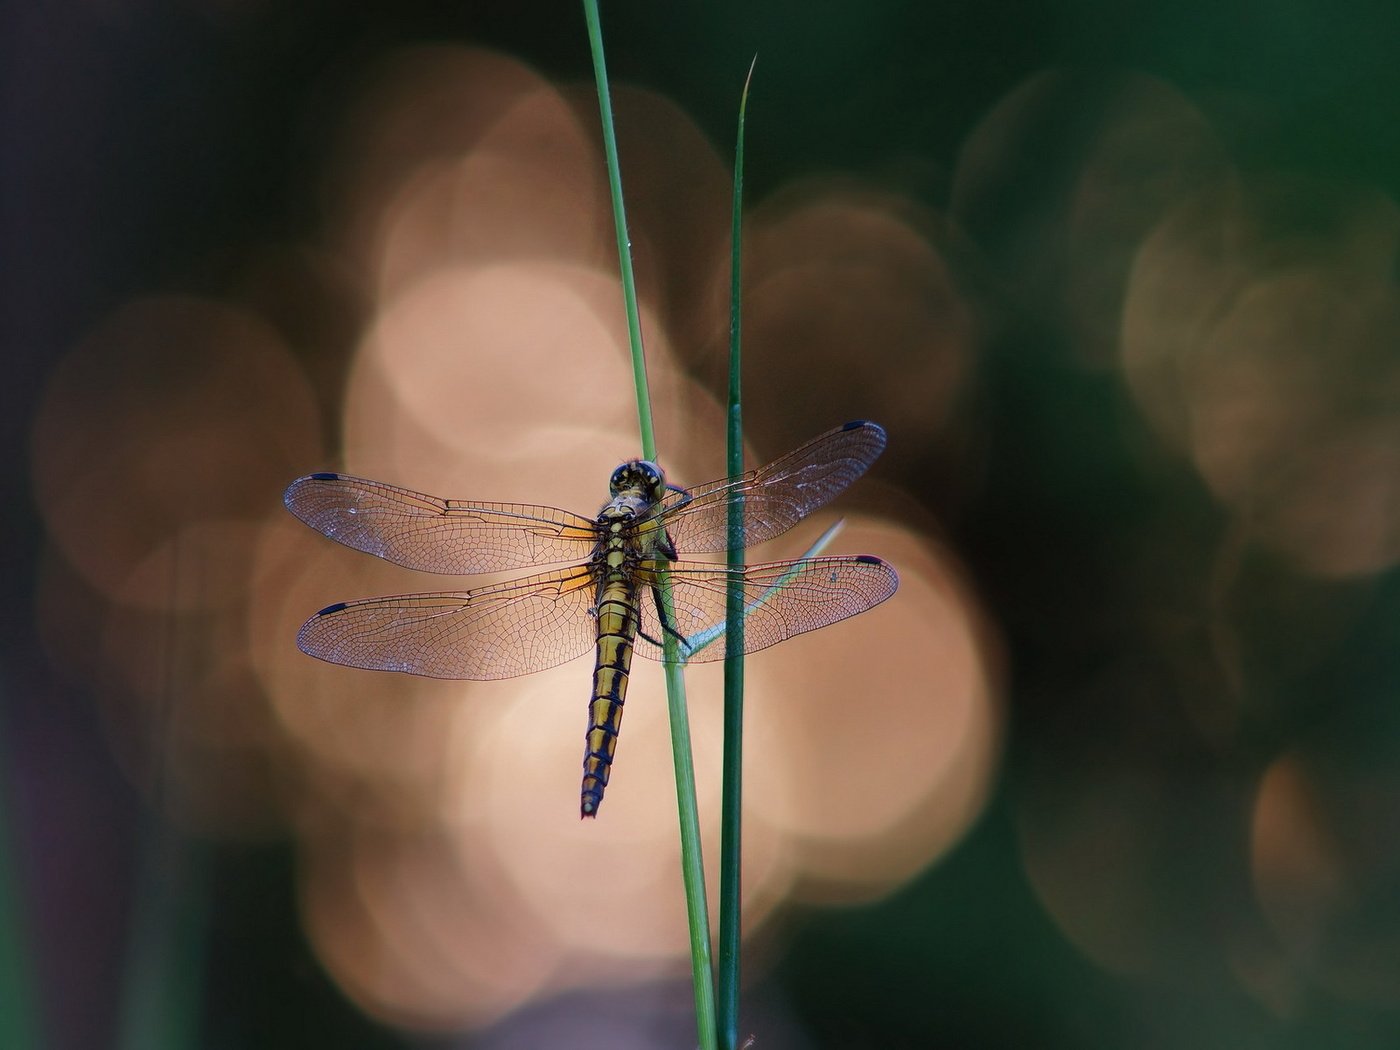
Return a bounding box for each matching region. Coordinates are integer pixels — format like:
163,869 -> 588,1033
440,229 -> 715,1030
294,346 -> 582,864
581,566 -> 641,817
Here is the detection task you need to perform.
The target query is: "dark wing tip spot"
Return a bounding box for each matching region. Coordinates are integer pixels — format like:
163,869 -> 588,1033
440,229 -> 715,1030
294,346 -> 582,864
842,419 -> 887,444
316,601 -> 348,616
854,554 -> 884,566
309,472 -> 342,481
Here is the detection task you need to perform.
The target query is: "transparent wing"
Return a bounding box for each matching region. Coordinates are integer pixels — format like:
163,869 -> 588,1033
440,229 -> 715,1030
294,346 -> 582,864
295,566 -> 599,680
633,555 -> 898,664
284,473 -> 600,574
652,420 -> 886,555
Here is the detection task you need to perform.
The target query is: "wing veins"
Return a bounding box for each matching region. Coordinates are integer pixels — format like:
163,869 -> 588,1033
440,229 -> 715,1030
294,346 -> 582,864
650,421 -> 886,554
284,473 -> 599,574
296,566 -> 599,680
633,556 -> 897,663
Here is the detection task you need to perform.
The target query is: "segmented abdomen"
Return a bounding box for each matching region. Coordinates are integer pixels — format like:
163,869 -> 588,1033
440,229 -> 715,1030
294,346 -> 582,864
581,571 -> 640,817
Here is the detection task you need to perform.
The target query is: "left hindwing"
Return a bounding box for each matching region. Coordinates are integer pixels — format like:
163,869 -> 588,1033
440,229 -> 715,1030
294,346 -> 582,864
295,565 -> 600,680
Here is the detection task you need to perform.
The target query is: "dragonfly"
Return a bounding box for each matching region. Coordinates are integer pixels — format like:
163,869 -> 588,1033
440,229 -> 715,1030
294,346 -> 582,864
284,420 -> 898,817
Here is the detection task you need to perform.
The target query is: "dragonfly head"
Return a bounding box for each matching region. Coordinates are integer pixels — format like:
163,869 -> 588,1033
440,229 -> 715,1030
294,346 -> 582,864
609,459 -> 666,502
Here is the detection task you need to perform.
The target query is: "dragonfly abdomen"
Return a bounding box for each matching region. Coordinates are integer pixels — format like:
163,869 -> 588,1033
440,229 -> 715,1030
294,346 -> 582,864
581,571 -> 641,817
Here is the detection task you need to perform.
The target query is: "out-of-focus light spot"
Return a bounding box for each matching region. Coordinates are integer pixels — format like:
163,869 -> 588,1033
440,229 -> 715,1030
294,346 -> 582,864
1019,759 -> 1185,978
341,263 -> 688,496
228,243 -> 369,399
1123,179 -> 1400,444
327,46 -> 556,269
1251,756 -> 1346,960
35,547 -> 113,688
478,666 -> 704,961
28,296 -> 321,835
249,514 -> 482,826
952,68 -> 1228,366
36,542 -> 290,838
30,296 -> 320,609
1251,752 -> 1400,1006
746,518 -> 1000,901
564,84 -> 731,345
1251,415 -> 1400,578
1227,931 -> 1306,1022
102,602 -> 289,837
1124,179 -> 1400,578
470,981 -> 760,1050
301,823 -> 555,1030
372,87 -> 608,300
1186,275 -> 1400,577
731,183 -> 975,469
468,658 -> 788,961
1016,704 -> 1248,982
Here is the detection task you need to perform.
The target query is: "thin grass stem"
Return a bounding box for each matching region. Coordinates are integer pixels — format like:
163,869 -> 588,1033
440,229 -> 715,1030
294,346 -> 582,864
581,1 -> 655,462
580,6 -> 715,1048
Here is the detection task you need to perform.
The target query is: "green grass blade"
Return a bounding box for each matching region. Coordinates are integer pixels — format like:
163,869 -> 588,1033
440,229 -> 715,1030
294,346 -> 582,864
718,57 -> 755,1050
581,5 -> 714,1047
0,686 -> 39,1050
117,836 -> 207,1050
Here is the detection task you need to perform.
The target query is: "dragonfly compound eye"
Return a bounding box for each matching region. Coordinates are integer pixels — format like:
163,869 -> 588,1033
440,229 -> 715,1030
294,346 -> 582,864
609,464 -> 634,494
610,460 -> 666,497
639,461 -> 665,498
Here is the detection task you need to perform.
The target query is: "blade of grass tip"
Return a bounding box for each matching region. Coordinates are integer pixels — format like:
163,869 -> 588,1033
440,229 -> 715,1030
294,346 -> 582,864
718,55 -> 755,1050
580,6 -> 715,1049
681,519 -> 848,660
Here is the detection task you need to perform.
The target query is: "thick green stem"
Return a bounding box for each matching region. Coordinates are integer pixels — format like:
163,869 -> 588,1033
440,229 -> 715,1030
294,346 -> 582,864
717,57 -> 755,1050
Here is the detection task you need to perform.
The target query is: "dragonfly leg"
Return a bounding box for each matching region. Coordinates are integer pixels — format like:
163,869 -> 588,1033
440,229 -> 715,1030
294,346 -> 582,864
648,583 -> 688,645
659,531 -> 678,560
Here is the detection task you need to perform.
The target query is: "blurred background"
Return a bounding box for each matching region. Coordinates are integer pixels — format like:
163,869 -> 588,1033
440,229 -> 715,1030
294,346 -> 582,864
4,1 -> 1399,1047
